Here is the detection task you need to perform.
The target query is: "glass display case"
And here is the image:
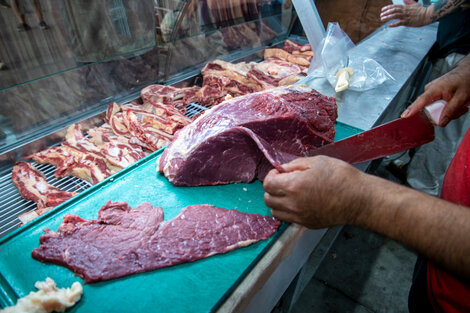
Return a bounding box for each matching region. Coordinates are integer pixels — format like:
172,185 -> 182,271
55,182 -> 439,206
0,2 -> 440,312
0,0 -> 297,155
0,0 -> 309,237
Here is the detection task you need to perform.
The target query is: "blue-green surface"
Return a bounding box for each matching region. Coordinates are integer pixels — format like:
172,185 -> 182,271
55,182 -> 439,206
0,122 -> 361,312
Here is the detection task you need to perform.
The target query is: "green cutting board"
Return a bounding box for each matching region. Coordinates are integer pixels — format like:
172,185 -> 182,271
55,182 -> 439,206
0,122 -> 361,313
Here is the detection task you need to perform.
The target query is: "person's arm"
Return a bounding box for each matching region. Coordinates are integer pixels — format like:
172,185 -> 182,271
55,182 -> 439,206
263,156 -> 470,279
380,0 -> 468,28
401,53 -> 470,126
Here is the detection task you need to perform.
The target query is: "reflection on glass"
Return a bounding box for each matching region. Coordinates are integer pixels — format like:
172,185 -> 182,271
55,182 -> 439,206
61,0 -> 154,63
0,0 -> 292,153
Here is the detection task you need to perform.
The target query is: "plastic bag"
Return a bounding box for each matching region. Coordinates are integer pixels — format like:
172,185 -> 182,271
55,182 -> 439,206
308,22 -> 393,92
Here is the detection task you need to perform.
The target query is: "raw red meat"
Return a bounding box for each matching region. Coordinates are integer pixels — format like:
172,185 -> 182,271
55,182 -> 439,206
247,58 -> 306,89
263,48 -> 312,67
11,162 -> 77,224
158,85 -> 337,186
105,102 -> 190,151
87,124 -> 148,168
26,123 -> 147,185
62,125 -> 116,182
32,201 -> 280,283
59,155 -> 111,185
26,146 -> 84,178
140,84 -> 200,112
282,39 -> 312,53
197,60 -> 263,107
12,162 -> 77,209
196,38 -> 314,108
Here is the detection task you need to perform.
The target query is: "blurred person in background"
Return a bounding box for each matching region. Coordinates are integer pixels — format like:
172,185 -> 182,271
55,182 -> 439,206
10,0 -> 48,31
380,0 -> 470,195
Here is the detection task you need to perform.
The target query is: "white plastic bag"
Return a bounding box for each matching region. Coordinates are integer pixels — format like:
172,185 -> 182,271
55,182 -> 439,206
308,22 -> 393,92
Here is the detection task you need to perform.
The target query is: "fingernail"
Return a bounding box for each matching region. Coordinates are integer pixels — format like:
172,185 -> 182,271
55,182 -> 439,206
440,116 -> 449,126
401,109 -> 410,118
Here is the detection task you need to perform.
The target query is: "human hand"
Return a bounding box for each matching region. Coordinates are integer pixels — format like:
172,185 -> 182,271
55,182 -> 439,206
401,57 -> 470,126
380,0 -> 432,27
263,156 -> 367,229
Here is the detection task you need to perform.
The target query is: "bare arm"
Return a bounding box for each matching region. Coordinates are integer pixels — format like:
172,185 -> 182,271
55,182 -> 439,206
264,156 -> 470,278
401,53 -> 470,126
380,0 -> 468,28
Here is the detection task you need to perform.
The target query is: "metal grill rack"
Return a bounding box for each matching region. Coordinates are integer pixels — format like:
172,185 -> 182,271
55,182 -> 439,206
0,102 -> 207,239
186,102 -> 208,118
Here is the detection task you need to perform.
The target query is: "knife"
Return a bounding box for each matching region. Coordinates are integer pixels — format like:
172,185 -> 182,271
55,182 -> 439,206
306,100 -> 446,164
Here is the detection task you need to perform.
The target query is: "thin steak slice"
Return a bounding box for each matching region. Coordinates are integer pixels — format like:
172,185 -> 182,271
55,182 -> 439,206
32,202 -> 280,283
158,85 -> 337,186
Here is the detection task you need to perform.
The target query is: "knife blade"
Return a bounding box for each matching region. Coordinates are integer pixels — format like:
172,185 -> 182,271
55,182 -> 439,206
306,100 -> 446,164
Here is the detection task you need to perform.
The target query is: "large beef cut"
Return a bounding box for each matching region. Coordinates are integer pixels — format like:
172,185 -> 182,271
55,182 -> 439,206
158,85 -> 337,186
32,201 -> 280,283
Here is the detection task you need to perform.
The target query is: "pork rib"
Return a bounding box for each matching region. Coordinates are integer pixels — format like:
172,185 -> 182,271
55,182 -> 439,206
32,202 -> 280,283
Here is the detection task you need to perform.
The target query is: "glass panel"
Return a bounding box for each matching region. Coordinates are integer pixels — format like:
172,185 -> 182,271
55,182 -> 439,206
0,0 -> 292,154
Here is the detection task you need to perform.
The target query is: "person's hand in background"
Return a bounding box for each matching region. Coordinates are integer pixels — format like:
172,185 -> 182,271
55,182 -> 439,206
401,54 -> 470,126
380,0 -> 432,27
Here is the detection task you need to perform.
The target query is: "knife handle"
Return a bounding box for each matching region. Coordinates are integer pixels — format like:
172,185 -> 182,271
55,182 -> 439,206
423,100 -> 446,125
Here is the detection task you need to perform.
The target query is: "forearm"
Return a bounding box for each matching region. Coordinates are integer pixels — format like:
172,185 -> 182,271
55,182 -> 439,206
354,172 -> 470,278
429,0 -> 469,22
456,52 -> 470,70
381,0 -> 469,27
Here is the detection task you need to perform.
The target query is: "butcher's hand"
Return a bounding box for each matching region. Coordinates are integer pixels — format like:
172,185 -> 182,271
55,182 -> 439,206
263,156 -> 368,229
380,0 -> 431,27
401,54 -> 470,126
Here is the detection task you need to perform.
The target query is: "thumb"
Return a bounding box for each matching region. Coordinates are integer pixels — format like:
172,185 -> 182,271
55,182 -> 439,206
403,0 -> 417,5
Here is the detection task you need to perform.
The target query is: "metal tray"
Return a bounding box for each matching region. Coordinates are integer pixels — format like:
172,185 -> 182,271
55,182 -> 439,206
0,121 -> 361,312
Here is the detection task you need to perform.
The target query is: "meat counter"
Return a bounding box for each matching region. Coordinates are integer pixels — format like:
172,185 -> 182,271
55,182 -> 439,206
0,0 -> 438,312
219,22 -> 439,313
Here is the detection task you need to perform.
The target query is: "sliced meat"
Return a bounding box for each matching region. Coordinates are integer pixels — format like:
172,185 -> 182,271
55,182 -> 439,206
122,110 -> 173,151
88,124 -> 148,168
11,162 -> 77,225
106,103 -> 131,137
64,124 -> 121,175
104,102 -> 188,151
158,85 -> 337,186
26,146 -> 85,177
60,155 -> 111,185
263,48 -> 312,68
282,39 -> 312,53
197,60 -> 263,107
149,204 -> 280,266
140,84 -> 200,113
248,58 -> 306,89
32,202 -> 280,283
